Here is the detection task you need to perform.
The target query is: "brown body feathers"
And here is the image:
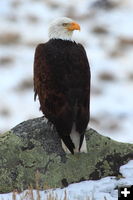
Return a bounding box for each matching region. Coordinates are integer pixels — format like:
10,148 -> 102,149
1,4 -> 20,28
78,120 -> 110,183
34,39 -> 90,154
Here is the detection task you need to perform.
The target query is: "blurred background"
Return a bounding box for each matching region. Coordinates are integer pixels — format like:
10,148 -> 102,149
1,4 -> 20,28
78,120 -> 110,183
0,0 -> 133,142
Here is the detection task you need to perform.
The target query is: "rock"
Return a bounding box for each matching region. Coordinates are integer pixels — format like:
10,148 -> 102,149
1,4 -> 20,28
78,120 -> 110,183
0,117 -> 133,193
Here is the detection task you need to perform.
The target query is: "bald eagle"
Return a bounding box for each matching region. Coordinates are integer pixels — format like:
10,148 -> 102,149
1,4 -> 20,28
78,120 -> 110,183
34,17 -> 90,154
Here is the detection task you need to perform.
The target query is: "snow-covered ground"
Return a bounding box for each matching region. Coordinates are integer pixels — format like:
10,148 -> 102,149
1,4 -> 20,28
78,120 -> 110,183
0,0 -> 133,199
0,0 -> 133,140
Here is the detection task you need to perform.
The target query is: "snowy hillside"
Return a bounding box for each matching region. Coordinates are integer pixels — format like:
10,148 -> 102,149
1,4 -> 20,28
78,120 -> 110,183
0,0 -> 133,143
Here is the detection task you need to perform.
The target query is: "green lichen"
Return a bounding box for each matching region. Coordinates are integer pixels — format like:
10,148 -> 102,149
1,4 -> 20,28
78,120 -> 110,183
0,118 -> 133,193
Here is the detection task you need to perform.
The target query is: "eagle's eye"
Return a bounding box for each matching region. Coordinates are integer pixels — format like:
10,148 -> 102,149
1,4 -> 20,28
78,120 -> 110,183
62,23 -> 68,26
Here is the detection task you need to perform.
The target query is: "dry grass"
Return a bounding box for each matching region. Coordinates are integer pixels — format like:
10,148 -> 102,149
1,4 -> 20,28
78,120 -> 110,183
0,107 -> 10,117
2,186 -> 110,200
90,117 -> 100,126
92,26 -> 109,35
35,170 -> 41,200
127,73 -> 133,81
118,37 -> 133,48
91,86 -> 103,96
44,0 -> 60,9
11,189 -> 69,200
91,0 -> 121,10
108,36 -> 133,58
0,56 -> 14,66
2,170 -> 109,200
10,172 -> 93,200
14,78 -> 33,92
12,190 -> 17,200
108,121 -> 120,131
0,32 -> 21,45
108,49 -> 124,58
6,14 -> 18,22
26,15 -> 40,23
98,72 -> 116,82
11,0 -> 22,8
46,192 -> 59,200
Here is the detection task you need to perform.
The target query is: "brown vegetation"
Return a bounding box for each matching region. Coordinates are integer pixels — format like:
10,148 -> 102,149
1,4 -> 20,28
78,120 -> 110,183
91,86 -> 103,96
26,15 -> 40,23
98,72 -> 116,81
118,37 -> 133,48
109,49 -> 124,58
128,73 -> 133,81
0,56 -> 14,66
91,0 -> 121,10
0,32 -> 21,45
92,26 -> 109,35
14,78 -> 33,92
0,107 -> 11,117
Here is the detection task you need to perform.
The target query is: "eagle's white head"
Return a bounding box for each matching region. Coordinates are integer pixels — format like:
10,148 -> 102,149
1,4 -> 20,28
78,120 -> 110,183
48,17 -> 80,41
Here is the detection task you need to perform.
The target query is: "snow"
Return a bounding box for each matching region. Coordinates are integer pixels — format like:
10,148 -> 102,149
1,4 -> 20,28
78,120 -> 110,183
0,0 -> 133,137
0,0 -> 133,199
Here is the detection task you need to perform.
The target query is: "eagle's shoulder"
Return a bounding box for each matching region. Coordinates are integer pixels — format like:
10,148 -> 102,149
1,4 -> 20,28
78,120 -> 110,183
77,43 -> 87,54
34,43 -> 47,101
76,43 -> 90,65
36,42 -> 48,48
35,43 -> 47,55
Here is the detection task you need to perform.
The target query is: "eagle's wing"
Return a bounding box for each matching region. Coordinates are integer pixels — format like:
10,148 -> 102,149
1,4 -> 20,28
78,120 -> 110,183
33,43 -> 75,154
75,44 -> 91,151
34,44 -> 45,103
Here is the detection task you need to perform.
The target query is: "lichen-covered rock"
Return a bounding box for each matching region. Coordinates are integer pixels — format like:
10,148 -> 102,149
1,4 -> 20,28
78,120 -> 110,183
0,117 -> 133,193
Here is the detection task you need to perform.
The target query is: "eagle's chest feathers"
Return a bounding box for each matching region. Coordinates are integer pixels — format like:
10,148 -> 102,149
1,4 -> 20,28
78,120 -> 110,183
45,39 -> 80,66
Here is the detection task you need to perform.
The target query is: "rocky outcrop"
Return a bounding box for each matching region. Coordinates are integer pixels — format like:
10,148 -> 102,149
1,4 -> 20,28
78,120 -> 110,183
0,117 -> 133,193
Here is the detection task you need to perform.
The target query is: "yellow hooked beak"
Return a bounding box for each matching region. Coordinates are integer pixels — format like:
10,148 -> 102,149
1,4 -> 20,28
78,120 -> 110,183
67,22 -> 80,31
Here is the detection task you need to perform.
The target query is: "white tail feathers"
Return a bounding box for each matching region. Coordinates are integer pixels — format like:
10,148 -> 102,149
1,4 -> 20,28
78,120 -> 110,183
61,124 -> 87,153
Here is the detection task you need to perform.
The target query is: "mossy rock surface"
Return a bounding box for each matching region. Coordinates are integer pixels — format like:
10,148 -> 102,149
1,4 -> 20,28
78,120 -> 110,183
0,117 -> 133,193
